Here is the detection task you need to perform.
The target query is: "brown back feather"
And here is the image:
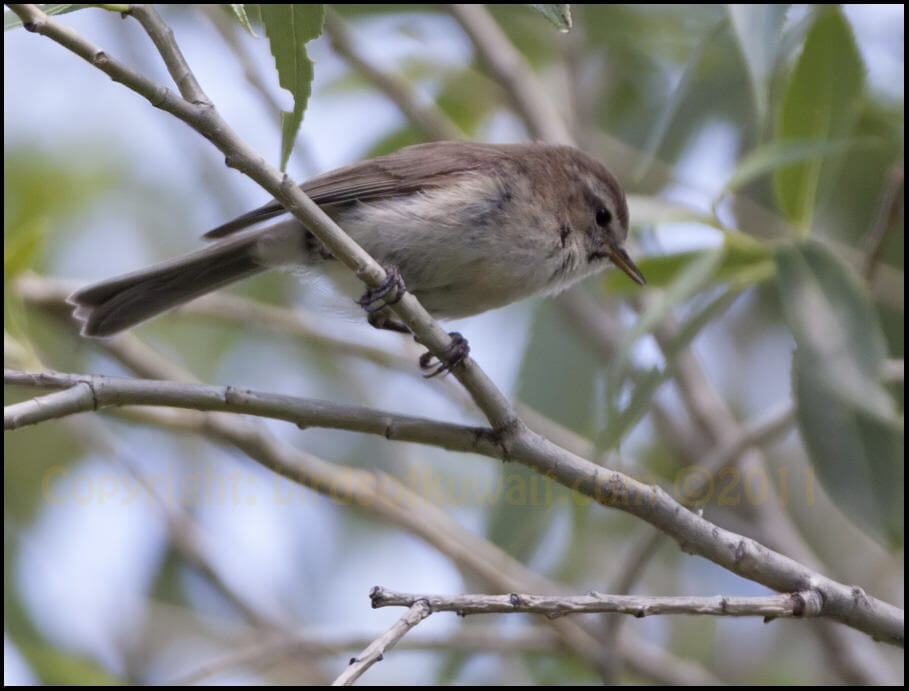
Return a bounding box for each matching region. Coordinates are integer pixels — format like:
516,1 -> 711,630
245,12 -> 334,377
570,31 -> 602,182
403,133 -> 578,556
203,141 -> 511,239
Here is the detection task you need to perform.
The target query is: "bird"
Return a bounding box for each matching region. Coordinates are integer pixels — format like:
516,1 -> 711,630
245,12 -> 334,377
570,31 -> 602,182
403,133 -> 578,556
69,141 -> 644,372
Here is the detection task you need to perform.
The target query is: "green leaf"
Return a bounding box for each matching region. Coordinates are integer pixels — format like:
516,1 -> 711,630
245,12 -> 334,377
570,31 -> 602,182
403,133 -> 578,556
773,6 -> 865,235
727,4 -> 788,126
518,302 -> 601,436
259,4 -> 325,170
525,4 -> 572,32
18,642 -> 126,686
718,137 -> 877,202
776,242 -> 903,547
602,232 -> 774,295
231,4 -> 258,36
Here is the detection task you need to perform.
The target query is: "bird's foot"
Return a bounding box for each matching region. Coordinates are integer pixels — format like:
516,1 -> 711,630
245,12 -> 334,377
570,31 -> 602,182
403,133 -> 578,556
357,265 -> 405,313
419,332 -> 470,378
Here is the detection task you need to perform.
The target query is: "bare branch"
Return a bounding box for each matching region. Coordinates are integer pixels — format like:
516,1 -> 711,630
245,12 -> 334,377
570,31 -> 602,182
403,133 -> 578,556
4,369 -> 497,455
370,587 -> 823,619
5,381 -> 95,429
332,601 -> 432,685
6,362 -> 905,644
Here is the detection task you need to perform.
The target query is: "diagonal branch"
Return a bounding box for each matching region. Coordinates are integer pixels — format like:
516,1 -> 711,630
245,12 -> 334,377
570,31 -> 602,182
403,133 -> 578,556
332,601 -> 432,686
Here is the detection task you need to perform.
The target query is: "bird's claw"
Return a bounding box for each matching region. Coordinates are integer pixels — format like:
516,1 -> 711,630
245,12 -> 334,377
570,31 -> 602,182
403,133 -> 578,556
357,266 -> 406,313
420,332 -> 470,378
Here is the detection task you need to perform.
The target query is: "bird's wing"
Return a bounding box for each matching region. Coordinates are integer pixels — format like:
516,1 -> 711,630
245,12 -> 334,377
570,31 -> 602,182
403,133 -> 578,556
203,141 -> 507,239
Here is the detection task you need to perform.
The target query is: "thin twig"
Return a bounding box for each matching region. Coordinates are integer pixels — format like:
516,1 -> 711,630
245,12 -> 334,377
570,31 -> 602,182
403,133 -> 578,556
332,601 -> 432,685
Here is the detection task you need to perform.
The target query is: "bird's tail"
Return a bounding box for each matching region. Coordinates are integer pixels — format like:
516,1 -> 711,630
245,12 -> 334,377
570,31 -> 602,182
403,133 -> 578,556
69,232 -> 268,337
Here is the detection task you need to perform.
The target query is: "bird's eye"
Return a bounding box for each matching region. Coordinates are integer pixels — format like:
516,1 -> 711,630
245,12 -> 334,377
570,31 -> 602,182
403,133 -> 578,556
595,207 -> 612,227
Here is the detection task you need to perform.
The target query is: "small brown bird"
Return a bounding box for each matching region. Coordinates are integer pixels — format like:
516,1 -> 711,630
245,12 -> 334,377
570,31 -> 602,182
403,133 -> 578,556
69,142 -> 644,354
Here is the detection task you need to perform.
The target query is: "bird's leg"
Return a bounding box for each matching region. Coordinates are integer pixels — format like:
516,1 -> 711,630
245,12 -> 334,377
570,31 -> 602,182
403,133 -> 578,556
418,332 -> 470,378
357,265 -> 470,377
366,310 -> 410,334
359,265 -> 409,333
357,265 -> 406,312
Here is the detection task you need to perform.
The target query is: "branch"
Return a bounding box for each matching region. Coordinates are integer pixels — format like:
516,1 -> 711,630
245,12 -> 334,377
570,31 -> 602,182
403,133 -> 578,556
4,370 -> 497,456
370,587 -> 822,619
2,349 -> 622,680
6,363 -> 905,645
332,601 -> 431,686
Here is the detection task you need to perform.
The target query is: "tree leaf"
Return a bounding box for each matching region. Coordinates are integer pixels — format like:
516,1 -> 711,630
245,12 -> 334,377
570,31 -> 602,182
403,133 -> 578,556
518,302 -> 601,436
776,242 -> 903,547
727,4 -> 788,126
230,4 -> 258,37
793,353 -> 903,548
259,4 -> 325,170
773,6 -> 865,235
718,137 -> 877,201
525,4 -> 572,32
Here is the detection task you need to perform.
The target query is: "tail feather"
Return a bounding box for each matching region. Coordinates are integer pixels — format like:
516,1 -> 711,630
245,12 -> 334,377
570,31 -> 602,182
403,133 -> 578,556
69,234 -> 265,337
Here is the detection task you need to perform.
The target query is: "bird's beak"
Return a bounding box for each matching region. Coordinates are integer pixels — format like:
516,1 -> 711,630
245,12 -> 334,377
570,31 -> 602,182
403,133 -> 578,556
608,246 -> 646,286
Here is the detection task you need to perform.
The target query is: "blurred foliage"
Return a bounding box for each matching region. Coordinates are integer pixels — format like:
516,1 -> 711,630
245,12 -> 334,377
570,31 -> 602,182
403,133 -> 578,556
774,7 -> 865,234
777,242 -> 903,546
4,2 -> 904,686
